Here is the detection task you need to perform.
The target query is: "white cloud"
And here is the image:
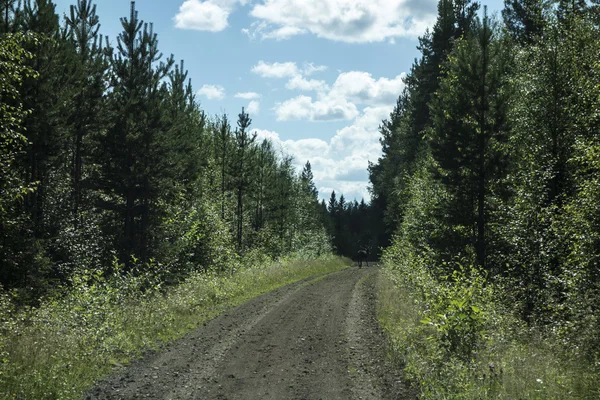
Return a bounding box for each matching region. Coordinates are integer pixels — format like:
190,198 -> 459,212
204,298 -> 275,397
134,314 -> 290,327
330,71 -> 407,105
274,70 -> 404,121
285,138 -> 330,162
249,65 -> 405,201
197,84 -> 225,100
251,60 -> 299,78
329,106 -> 390,154
174,0 -> 231,31
248,0 -> 437,43
235,91 -> 261,99
263,25 -> 307,40
252,60 -> 331,94
303,62 -> 328,76
285,76 -> 329,92
254,129 -> 282,144
243,21 -> 307,40
247,100 -> 260,114
276,95 -> 359,122
255,104 -> 393,201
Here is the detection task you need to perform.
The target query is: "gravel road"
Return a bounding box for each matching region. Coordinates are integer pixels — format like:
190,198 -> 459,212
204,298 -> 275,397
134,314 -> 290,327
87,266 -> 413,400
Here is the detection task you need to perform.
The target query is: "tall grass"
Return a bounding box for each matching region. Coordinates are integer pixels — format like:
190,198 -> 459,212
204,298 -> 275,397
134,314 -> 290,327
0,255 -> 348,399
377,266 -> 600,399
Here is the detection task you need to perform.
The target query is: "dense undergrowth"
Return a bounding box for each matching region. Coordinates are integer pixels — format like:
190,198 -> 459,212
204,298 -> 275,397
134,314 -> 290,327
377,249 -> 600,399
0,254 -> 348,400
375,149 -> 600,398
369,4 -> 600,398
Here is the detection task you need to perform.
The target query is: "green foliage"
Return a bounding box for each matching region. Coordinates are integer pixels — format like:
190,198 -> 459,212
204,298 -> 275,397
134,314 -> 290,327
422,264 -> 488,357
0,31 -> 43,294
0,255 -> 348,399
0,0 -> 333,303
373,2 -> 600,397
0,2 -> 334,398
429,10 -> 512,269
0,33 -> 38,209
379,250 -> 600,398
502,0 -> 548,44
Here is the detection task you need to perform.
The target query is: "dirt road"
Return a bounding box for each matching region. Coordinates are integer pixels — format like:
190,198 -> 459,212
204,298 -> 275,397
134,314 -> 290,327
87,266 -> 413,400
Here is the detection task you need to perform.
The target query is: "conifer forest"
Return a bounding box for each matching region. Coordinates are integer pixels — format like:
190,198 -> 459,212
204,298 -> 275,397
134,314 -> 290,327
2,0 -> 600,398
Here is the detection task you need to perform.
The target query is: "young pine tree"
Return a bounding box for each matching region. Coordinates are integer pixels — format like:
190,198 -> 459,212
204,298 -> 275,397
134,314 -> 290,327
429,8 -> 511,269
99,1 -> 174,266
232,107 -> 256,251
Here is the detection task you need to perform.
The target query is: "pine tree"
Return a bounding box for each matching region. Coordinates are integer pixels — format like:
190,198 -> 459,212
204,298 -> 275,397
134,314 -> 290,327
502,0 -> 547,43
64,0 -> 108,225
252,139 -> 275,231
99,1 -> 173,266
164,59 -> 206,193
232,107 -> 256,251
0,0 -> 21,32
429,8 -> 511,269
272,156 -> 294,247
20,0 -> 64,238
369,0 -> 481,246
213,114 -> 232,221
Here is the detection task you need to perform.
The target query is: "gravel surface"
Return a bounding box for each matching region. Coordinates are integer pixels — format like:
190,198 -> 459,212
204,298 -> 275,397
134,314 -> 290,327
86,266 -> 414,400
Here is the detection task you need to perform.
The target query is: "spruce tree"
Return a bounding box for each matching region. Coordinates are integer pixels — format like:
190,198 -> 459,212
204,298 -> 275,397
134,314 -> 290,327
301,160 -> 318,200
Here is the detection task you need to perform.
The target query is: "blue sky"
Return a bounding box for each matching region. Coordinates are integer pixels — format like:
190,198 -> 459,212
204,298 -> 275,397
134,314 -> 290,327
53,0 -> 505,202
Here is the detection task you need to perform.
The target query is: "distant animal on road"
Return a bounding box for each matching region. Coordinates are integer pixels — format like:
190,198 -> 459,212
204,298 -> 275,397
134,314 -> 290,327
357,248 -> 370,268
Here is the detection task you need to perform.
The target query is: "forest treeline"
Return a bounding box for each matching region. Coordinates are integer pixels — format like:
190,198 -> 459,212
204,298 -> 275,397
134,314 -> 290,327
371,0 -> 600,396
0,0 -> 338,304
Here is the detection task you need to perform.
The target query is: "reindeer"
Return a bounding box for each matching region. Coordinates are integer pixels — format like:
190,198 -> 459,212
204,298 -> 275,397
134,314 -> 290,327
357,247 -> 370,268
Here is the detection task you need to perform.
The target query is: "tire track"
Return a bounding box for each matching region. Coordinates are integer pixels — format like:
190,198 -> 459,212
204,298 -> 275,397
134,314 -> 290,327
87,267 -> 413,400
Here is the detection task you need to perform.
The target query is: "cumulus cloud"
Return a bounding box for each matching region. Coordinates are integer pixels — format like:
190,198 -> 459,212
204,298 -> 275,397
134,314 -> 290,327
330,71 -> 407,105
247,100 -> 260,114
248,0 -> 438,43
273,70 -> 404,121
285,76 -> 329,92
251,60 -> 299,78
254,129 -> 282,143
251,60 -> 330,95
234,91 -> 261,99
303,62 -> 328,76
276,95 -> 359,122
174,0 -> 235,31
254,104 -> 393,202
197,84 -> 225,100
249,64 -> 405,200
330,106 -> 391,152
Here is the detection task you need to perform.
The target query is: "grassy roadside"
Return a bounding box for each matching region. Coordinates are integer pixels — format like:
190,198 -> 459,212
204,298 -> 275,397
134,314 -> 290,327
376,267 -> 600,399
0,255 -> 349,399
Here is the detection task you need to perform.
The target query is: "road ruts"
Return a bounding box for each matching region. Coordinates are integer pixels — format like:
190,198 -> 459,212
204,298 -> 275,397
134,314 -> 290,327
87,266 -> 413,400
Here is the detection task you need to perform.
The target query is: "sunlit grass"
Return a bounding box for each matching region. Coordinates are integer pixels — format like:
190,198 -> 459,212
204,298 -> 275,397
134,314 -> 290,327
0,255 -> 349,400
376,268 -> 600,399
